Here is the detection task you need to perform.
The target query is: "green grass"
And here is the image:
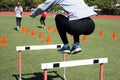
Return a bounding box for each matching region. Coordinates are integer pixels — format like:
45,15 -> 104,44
0,14 -> 120,80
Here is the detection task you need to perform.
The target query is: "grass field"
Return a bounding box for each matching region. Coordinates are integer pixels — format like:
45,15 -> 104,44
0,14 -> 120,80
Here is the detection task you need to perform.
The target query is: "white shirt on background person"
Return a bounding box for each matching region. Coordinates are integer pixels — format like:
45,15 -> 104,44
15,6 -> 23,18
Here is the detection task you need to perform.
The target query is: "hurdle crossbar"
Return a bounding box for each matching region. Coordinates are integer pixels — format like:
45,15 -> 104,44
16,44 -> 63,51
41,58 -> 108,80
41,58 -> 108,69
16,44 -> 63,80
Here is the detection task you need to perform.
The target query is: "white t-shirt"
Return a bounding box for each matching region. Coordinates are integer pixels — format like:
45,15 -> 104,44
15,6 -> 23,18
32,0 -> 97,21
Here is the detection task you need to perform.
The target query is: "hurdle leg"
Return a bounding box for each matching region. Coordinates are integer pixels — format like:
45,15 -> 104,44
63,53 -> 67,80
18,51 -> 22,80
99,63 -> 104,80
44,69 -> 48,80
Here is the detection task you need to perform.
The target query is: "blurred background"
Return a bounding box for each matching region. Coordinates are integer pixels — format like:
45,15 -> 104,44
0,0 -> 120,15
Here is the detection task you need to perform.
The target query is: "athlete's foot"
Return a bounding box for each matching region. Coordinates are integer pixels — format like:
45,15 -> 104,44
16,26 -> 20,31
43,26 -> 46,29
58,44 -> 70,53
41,25 -> 46,29
69,43 -> 82,54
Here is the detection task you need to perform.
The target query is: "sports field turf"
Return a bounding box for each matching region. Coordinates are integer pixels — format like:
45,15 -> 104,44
0,14 -> 120,80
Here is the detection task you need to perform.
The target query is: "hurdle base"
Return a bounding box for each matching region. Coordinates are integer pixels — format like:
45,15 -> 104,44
19,75 -> 22,80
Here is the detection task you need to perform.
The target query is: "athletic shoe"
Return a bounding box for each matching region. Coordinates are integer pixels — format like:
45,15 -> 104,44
17,26 -> 20,31
58,45 -> 70,53
41,25 -> 46,29
43,26 -> 46,29
70,43 -> 82,54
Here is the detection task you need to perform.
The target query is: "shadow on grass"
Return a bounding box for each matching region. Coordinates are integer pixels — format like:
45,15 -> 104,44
37,25 -> 46,29
37,25 -> 42,28
12,71 -> 64,80
13,28 -> 18,31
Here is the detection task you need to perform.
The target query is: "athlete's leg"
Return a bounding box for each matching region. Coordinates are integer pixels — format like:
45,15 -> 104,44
55,14 -> 69,44
19,18 -> 22,28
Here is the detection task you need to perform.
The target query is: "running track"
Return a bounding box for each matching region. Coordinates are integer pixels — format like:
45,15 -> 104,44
0,12 -> 120,20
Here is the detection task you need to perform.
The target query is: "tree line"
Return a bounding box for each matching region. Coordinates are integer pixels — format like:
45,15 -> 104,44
0,0 -> 119,15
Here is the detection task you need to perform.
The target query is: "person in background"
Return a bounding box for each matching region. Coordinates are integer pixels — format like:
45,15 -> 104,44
40,12 -> 47,28
15,2 -> 23,31
30,0 -> 97,54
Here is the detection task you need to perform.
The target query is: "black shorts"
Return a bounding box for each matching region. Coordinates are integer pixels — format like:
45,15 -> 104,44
55,14 -> 95,35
